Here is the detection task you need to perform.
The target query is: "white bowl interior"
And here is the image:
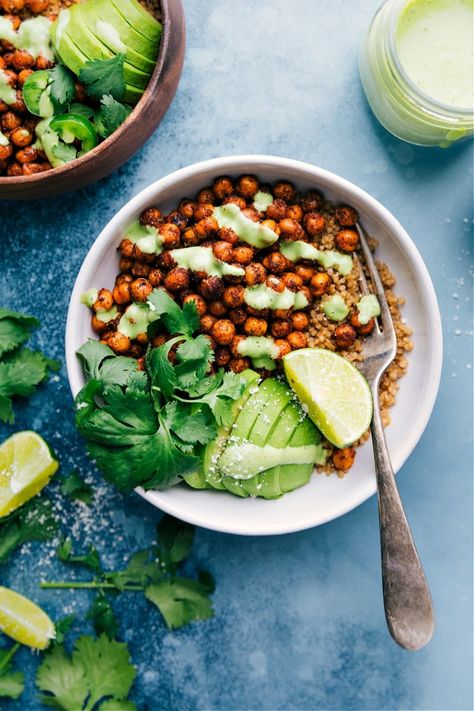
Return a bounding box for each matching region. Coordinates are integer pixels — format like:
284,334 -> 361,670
66,156 -> 442,535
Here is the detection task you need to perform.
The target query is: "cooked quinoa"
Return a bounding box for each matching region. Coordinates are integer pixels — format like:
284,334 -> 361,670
83,176 -> 412,477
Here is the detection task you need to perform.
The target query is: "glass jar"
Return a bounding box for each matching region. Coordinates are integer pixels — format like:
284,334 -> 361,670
359,0 -> 474,147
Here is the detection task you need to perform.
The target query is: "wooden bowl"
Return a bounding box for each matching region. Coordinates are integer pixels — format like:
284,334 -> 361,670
0,0 -> 185,200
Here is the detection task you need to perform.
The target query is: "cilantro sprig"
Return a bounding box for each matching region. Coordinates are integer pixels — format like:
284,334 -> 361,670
41,515 -> 215,631
0,643 -> 24,700
0,496 -> 58,567
75,290 -> 246,493
79,54 -> 126,102
0,307 -> 59,423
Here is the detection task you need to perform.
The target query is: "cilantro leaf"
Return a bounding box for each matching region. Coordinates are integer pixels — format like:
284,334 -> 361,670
189,370 -> 246,427
145,342 -> 177,398
57,538 -> 103,574
0,348 -> 60,424
54,615 -> 76,646
69,102 -> 96,119
0,307 -> 39,356
145,578 -> 214,629
94,94 -> 132,138
48,64 -> 76,110
100,700 -> 137,711
61,471 -> 93,504
77,340 -> 138,387
0,496 -> 58,566
157,515 -> 194,568
147,289 -> 200,337
79,54 -> 126,102
36,634 -> 136,711
0,647 -> 24,700
161,401 -> 216,447
52,142 -> 77,164
87,593 -> 118,639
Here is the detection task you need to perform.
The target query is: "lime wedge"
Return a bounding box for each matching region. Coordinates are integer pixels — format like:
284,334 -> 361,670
283,348 -> 373,448
0,586 -> 55,649
0,431 -> 59,517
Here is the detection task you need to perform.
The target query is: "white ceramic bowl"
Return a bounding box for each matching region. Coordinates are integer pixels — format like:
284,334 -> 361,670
66,155 -> 443,536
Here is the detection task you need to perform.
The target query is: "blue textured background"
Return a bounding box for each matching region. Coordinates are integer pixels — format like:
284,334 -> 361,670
1,0 -> 473,709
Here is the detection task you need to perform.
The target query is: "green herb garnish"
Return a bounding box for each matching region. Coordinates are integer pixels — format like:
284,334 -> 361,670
48,64 -> 76,111
0,497 -> 58,566
60,471 -> 93,504
94,94 -> 131,138
0,643 -> 24,700
78,54 -> 126,102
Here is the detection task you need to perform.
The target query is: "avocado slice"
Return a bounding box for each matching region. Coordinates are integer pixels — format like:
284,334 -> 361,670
202,370 -> 260,492
110,0 -> 162,43
52,20 -> 143,104
182,469 -> 210,490
93,0 -> 159,61
279,418 -> 327,494
63,10 -> 150,89
78,2 -> 157,74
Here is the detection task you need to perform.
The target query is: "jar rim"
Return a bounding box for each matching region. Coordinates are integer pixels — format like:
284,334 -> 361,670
387,0 -> 473,117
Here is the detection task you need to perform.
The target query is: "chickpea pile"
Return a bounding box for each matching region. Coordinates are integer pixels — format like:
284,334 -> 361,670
89,175 -> 374,381
0,0 -> 86,176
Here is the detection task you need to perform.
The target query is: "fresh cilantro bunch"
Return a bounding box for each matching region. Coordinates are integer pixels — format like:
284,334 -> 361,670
75,290 -> 246,493
42,515 -> 215,632
36,633 -> 136,711
0,307 -> 59,424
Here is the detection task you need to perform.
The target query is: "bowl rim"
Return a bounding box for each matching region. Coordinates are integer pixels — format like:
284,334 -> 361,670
65,154 -> 443,535
0,0 -> 172,189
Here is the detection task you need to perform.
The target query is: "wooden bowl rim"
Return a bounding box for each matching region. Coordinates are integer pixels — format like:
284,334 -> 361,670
0,0 -> 175,189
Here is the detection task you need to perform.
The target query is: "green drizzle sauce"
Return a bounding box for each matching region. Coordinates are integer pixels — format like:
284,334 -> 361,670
170,246 -> 245,277
280,240 -> 353,276
244,283 -> 308,311
213,203 -> 279,248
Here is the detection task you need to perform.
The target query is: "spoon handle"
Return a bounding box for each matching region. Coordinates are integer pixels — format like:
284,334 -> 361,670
370,398 -> 435,650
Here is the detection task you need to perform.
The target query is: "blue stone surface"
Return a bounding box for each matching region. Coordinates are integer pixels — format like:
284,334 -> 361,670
1,0 -> 472,709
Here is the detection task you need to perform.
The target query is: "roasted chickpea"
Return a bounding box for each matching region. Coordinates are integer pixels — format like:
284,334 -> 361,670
11,130 -> 32,151
290,311 -> 309,331
229,357 -> 250,373
215,347 -> 231,367
244,262 -> 266,285
303,212 -> 326,236
27,0 -> 50,11
334,323 -> 357,349
229,307 -> 247,326
335,229 -> 359,252
242,206 -> 259,222
113,282 -> 132,305
182,226 -> 200,246
218,226 -> 239,245
35,56 -> 53,70
0,144 -> 12,161
17,68 -> 33,86
262,252 -> 290,274
119,238 -> 134,258
195,316 -> 215,339
222,195 -> 247,210
286,204 -> 303,221
335,206 -> 358,227
179,199 -> 197,219
129,278 -> 152,302
281,272 -> 303,292
294,264 -> 315,283
211,319 -> 236,345
332,447 -> 356,471
287,331 -> 308,349
74,81 -> 86,102
266,275 -> 285,293
159,223 -> 181,248
152,334 -> 167,347
213,176 -> 234,199
199,276 -> 225,299
22,163 -> 45,174
164,267 -> 190,292
212,240 -> 234,263
223,285 -> 245,308
246,305 -> 269,317
166,210 -> 188,231
233,245 -> 254,265
131,261 -> 151,278
279,218 -> 305,241
236,174 -> 259,198
148,268 -> 163,287
271,319 -> 291,338
208,300 -> 227,317
91,315 -> 109,334
183,293 -> 207,316
107,332 -> 131,355
310,272 -> 331,297
159,251 -> 177,270
136,332 -> 149,346
230,335 -> 246,357
130,345 -> 144,360
266,198 -> 287,221
16,146 -> 39,164
274,339 -> 292,358
7,162 -> 22,176
116,273 -> 133,286
350,313 -> 376,335
197,187 -> 215,204
244,317 -> 267,336
301,190 -> 323,213
1,0 -> 24,13
12,50 -> 34,71
194,202 -> 214,221
195,216 -> 218,239
9,90 -> 26,114
93,288 -> 114,312
1,111 -> 21,132
274,181 -> 295,202
261,218 -> 280,235
119,257 -> 133,272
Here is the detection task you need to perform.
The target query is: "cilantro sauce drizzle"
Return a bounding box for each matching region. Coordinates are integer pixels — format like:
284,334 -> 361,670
280,240 -> 353,276
244,283 -> 308,311
170,246 -> 245,277
213,203 -> 279,248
